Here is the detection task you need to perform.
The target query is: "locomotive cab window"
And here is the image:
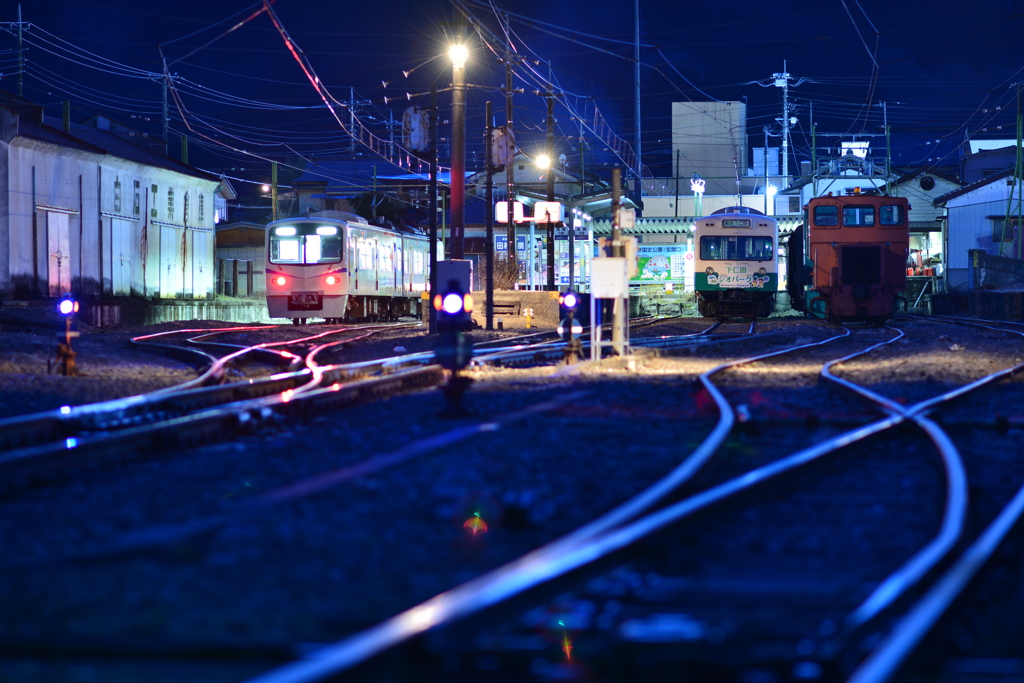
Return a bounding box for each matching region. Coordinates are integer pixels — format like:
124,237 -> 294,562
700,235 -> 774,261
814,205 -> 839,227
842,205 -> 875,227
269,224 -> 343,265
879,205 -> 905,226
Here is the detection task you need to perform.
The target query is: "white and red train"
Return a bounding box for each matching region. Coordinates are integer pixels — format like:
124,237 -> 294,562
265,211 -> 432,324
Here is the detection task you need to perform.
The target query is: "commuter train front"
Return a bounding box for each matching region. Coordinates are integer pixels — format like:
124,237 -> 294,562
693,207 -> 779,319
265,212 -> 429,324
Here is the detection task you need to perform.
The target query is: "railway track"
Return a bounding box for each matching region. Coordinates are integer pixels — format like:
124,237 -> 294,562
240,317 -> 1024,683
7,314 -> 1024,683
0,322 -> 442,494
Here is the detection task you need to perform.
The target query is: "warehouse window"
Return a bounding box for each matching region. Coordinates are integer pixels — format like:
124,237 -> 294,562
992,218 -> 1019,242
151,184 -> 158,218
198,194 -> 205,224
113,177 -> 122,214
167,188 -> 175,221
133,181 -> 140,216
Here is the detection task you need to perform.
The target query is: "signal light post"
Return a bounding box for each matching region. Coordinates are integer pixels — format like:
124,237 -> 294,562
433,279 -> 474,416
558,288 -> 583,364
55,295 -> 80,376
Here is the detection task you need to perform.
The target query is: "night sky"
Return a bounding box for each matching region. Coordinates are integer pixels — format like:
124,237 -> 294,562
4,0 -> 1022,187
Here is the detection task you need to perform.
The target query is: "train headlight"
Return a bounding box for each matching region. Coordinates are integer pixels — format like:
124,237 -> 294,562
274,276 -> 286,286
326,275 -> 338,285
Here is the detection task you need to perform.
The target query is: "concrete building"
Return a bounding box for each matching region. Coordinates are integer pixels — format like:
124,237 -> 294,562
670,101 -> 748,197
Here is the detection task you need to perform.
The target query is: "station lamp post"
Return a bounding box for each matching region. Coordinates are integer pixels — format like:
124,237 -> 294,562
449,43 -> 468,261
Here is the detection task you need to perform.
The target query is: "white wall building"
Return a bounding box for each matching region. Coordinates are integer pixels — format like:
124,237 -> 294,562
0,91 -> 222,301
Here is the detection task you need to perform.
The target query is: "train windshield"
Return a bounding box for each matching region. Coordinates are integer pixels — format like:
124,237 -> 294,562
700,235 -> 774,261
879,205 -> 905,225
270,224 -> 343,264
842,205 -> 875,227
814,206 -> 839,226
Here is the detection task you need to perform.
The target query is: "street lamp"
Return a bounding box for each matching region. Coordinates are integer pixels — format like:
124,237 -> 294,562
449,43 -> 467,261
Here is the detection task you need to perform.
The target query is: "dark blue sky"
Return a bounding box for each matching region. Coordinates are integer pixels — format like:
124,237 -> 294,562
4,0 -> 1022,183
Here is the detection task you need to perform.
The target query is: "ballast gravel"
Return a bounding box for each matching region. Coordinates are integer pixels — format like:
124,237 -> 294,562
1,310 -> 1024,683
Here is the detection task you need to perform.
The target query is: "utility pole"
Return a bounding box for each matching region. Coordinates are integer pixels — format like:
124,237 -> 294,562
484,100 -> 494,329
17,5 -> 23,97
429,82 -> 439,333
756,64 -> 812,182
775,64 -> 793,179
349,87 -> 356,155
674,150 -> 680,218
504,48 -> 517,273
633,0 -> 642,217
880,101 -> 891,194
162,74 -> 169,156
271,160 -> 279,222
545,88 -> 555,290
450,46 -> 466,260
764,127 -> 770,214
611,168 -> 624,353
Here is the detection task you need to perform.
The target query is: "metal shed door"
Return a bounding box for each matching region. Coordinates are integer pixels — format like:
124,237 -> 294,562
111,218 -> 132,296
47,212 -> 71,297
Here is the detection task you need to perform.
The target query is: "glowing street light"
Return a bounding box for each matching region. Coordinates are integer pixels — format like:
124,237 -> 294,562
448,44 -> 468,69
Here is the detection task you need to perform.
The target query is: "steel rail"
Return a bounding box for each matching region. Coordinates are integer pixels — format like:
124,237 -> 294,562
841,316 -> 1024,683
0,364 -> 443,492
243,329 -> 860,683
818,328 -> 969,630
246,323 -> 1024,683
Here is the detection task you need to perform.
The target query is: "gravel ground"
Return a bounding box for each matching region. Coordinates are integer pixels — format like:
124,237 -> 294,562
2,310 -> 1024,682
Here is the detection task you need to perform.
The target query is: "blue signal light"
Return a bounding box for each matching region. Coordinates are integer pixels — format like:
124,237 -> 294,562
58,296 -> 78,316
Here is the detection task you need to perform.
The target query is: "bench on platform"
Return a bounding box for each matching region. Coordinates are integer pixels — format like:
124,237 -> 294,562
490,301 -> 522,317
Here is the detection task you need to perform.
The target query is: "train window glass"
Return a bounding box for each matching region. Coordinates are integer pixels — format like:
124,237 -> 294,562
814,206 -> 838,226
880,205 -> 904,225
359,240 -> 373,270
305,235 -> 323,263
270,224 -> 343,264
413,250 -> 424,275
843,205 -> 875,227
299,234 -> 340,263
700,236 -> 773,261
272,237 -> 301,263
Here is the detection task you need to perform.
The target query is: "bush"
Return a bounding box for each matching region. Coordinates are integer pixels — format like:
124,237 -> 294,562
477,255 -> 521,290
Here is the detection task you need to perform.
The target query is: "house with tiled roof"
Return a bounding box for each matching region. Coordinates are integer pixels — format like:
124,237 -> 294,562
0,89 -> 227,303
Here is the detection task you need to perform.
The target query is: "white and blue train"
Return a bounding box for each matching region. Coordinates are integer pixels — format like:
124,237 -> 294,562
265,211 -> 432,324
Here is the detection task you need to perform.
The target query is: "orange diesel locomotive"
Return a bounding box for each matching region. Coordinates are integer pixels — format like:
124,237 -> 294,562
789,191 -> 910,324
